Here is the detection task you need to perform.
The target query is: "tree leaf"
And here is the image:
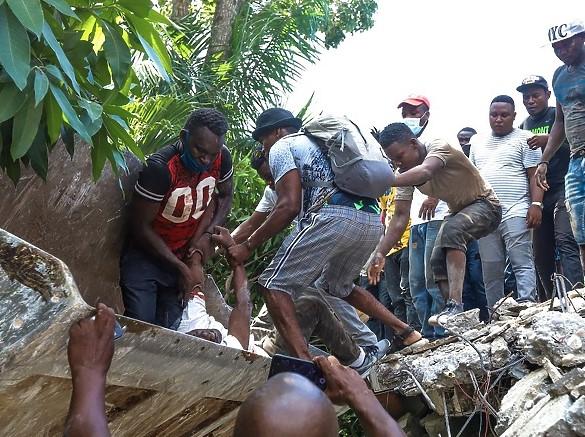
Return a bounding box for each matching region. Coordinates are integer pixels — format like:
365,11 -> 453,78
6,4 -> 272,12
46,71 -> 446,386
49,83 -> 92,144
100,20 -> 131,88
90,127 -> 108,180
117,0 -> 150,17
45,91 -> 61,144
0,82 -> 27,122
41,0 -> 78,19
79,98 -> 102,121
42,21 -> 80,94
127,15 -> 171,80
6,0 -> 43,38
45,63 -> 64,83
33,68 -> 48,106
103,114 -> 143,160
27,124 -> 48,180
0,4 -> 31,90
11,95 -> 43,159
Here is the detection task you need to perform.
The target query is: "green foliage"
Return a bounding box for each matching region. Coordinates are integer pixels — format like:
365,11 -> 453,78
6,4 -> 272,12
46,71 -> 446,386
338,409 -> 365,437
0,0 -> 173,183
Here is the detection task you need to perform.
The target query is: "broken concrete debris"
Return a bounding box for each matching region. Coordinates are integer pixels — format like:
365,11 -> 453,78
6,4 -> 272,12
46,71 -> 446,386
371,291 -> 585,436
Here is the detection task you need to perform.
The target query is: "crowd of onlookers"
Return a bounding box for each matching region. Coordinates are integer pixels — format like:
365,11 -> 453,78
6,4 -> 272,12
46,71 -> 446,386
62,19 -> 585,437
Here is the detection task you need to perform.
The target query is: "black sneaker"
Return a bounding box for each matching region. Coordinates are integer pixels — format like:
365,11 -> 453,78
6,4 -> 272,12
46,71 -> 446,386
428,299 -> 464,327
352,339 -> 391,377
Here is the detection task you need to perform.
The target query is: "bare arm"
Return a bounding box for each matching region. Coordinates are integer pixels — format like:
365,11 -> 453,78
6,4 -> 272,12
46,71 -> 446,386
227,170 -> 301,264
367,199 -> 411,284
541,101 -> 566,162
314,356 -> 406,437
526,167 -> 544,229
231,211 -> 270,244
130,197 -> 186,274
227,263 -> 252,348
248,170 -> 301,249
392,157 -> 444,187
205,178 -> 233,231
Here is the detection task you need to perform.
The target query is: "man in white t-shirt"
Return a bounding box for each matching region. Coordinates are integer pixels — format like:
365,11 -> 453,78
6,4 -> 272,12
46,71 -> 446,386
469,95 -> 544,308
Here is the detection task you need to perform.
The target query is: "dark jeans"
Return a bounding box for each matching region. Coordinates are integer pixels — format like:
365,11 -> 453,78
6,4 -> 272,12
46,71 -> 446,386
120,247 -> 183,330
385,247 -> 420,331
360,274 -> 389,341
534,187 -> 584,300
360,248 -> 419,341
462,240 -> 488,322
270,295 -> 360,365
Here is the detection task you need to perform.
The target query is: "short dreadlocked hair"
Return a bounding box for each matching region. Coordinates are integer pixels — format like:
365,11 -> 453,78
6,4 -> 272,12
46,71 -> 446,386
378,122 -> 414,148
184,108 -> 229,137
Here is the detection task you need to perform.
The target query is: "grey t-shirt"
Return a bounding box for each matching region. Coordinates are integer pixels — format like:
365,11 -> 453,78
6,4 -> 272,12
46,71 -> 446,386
553,58 -> 585,155
269,134 -> 336,217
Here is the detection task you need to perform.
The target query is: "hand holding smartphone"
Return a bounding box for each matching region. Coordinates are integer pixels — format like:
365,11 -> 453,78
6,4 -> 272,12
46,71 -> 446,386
268,354 -> 327,391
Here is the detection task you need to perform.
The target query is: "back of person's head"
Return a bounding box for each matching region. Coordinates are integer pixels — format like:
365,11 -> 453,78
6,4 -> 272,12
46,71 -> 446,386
458,127 -> 477,135
378,122 -> 414,148
490,95 -> 515,110
233,373 -> 338,437
184,108 -> 229,136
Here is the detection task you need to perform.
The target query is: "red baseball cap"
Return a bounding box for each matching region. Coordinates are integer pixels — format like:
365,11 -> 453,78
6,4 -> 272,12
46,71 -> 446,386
397,95 -> 430,109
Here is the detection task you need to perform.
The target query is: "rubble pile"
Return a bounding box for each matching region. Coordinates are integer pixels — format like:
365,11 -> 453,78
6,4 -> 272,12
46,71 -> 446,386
371,289 -> 585,436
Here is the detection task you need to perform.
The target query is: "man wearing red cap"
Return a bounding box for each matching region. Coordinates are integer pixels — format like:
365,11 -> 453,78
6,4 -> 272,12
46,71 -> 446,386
395,95 -> 450,338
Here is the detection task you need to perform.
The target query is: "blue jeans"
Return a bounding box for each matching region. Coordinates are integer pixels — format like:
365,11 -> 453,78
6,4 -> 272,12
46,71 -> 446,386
409,221 -> 445,338
462,240 -> 488,321
566,156 -> 585,245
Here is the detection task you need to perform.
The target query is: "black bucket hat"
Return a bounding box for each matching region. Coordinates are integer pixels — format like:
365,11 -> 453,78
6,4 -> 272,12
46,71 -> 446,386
252,108 -> 302,141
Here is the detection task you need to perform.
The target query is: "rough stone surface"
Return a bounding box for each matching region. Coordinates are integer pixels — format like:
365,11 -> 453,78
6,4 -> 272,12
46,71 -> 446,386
441,308 -> 482,333
490,336 -> 511,367
566,396 -> 585,436
496,368 -> 550,433
518,312 -> 585,367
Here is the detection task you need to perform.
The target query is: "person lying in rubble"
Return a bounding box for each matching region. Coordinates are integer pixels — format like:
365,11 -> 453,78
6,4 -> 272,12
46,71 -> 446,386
176,226 -> 266,355
179,227 -> 389,376
368,123 -> 502,327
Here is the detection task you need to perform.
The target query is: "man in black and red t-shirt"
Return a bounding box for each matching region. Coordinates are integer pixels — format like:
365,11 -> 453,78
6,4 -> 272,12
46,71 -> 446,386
120,108 -> 233,329
517,75 -> 583,300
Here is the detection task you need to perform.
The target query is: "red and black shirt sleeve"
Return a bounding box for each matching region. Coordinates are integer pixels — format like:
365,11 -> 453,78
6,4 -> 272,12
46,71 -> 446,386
218,146 -> 233,184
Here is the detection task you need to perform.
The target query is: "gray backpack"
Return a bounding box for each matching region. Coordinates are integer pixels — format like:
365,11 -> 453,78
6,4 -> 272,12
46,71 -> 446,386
302,115 -> 395,199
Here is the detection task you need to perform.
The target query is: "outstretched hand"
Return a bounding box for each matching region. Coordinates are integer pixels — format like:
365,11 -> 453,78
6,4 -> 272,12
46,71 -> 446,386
68,303 -> 115,379
367,252 -> 385,285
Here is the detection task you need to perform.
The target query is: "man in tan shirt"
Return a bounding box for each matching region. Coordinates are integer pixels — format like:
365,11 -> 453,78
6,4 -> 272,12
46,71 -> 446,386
368,123 -> 501,325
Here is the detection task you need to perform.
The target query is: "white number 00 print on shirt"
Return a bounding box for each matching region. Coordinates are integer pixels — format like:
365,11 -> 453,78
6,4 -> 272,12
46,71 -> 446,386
161,176 -> 216,223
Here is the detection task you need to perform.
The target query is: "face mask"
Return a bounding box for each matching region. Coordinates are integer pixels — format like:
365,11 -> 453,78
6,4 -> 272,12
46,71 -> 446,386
402,117 -> 427,137
180,132 -> 211,173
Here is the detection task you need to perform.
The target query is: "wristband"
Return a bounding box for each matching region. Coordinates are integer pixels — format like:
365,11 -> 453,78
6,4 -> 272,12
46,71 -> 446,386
191,248 -> 205,261
531,201 -> 543,209
538,161 -> 549,166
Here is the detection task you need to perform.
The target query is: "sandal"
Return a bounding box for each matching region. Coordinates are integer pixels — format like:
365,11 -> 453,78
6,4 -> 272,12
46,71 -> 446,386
394,326 -> 423,347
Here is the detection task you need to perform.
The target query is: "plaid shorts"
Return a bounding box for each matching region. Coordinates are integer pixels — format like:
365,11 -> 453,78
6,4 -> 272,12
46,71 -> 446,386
259,205 -> 383,298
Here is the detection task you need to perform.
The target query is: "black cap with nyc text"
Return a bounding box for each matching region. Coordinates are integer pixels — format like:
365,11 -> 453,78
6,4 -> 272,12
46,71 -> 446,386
516,75 -> 549,93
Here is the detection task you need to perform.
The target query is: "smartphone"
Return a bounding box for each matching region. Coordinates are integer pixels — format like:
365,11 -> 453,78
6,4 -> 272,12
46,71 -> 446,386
268,354 -> 327,391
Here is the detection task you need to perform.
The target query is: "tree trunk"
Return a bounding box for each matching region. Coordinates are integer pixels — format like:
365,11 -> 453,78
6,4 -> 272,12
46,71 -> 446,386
171,0 -> 190,20
205,0 -> 246,63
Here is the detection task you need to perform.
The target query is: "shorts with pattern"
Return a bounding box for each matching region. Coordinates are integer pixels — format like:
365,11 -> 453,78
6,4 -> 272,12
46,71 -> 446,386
259,205 -> 383,299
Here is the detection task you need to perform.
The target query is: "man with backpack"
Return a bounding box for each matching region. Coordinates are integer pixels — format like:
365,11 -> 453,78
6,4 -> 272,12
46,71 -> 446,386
227,108 -> 421,368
